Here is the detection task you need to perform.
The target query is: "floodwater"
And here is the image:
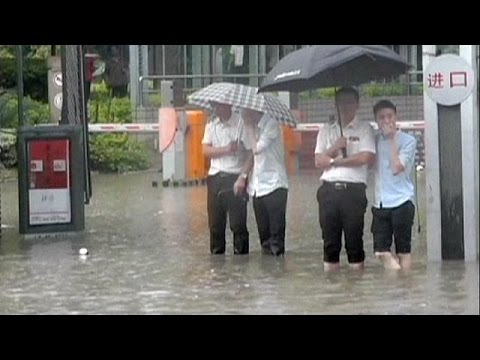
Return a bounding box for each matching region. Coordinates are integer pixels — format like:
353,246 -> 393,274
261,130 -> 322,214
0,170 -> 478,314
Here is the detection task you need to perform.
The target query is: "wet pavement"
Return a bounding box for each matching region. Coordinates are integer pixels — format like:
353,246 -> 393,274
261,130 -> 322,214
0,170 -> 478,314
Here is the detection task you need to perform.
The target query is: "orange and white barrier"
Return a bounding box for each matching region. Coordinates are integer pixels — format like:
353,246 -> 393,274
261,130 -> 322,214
88,121 -> 425,134
88,123 -> 160,133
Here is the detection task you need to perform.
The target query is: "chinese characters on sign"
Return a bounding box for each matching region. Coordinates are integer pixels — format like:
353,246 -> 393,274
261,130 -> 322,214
425,54 -> 475,106
427,71 -> 468,89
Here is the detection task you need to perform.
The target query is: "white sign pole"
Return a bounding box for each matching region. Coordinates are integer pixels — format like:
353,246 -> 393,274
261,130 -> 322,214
459,45 -> 479,261
423,45 -> 442,262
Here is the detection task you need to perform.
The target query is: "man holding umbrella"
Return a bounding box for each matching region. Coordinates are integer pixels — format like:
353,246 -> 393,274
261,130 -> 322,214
258,45 -> 410,268
202,101 -> 252,255
315,87 -> 376,271
188,83 -> 254,255
190,82 -> 297,256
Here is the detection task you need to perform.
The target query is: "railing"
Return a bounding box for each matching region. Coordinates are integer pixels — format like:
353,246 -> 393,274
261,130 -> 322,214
138,71 -> 425,107
405,70 -> 424,96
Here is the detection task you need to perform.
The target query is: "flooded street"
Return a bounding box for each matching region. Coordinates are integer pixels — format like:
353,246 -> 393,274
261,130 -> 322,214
0,171 -> 478,314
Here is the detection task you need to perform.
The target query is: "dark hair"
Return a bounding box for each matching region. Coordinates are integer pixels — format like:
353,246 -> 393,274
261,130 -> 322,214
335,87 -> 359,103
373,100 -> 397,116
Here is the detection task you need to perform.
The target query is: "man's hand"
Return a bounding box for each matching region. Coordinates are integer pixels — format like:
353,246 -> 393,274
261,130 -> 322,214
333,137 -> 347,151
233,176 -> 247,196
236,141 -> 246,153
227,141 -> 238,155
381,122 -> 396,139
315,156 -> 334,170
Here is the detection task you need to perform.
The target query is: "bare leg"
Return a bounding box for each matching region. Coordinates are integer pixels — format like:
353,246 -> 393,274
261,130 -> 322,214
375,252 -> 401,270
349,262 -> 364,270
398,253 -> 412,270
324,262 -> 341,271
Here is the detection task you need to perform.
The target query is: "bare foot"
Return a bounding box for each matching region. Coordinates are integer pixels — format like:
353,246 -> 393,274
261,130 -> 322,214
398,254 -> 412,270
324,262 -> 340,271
375,252 -> 401,270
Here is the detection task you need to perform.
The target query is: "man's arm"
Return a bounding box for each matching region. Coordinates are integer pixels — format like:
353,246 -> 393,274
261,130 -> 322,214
233,151 -> 254,195
391,135 -> 417,176
244,118 -> 279,155
202,143 -> 236,159
315,126 -> 347,172
331,151 -> 375,168
202,121 -> 236,159
315,138 -> 348,171
328,124 -> 376,169
388,137 -> 404,175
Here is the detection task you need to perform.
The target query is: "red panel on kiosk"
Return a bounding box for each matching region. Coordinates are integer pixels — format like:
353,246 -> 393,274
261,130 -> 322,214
28,139 -> 72,225
28,140 -> 70,189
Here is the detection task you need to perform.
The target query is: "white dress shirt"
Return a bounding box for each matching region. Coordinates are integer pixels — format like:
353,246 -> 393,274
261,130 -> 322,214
315,117 -> 376,185
202,113 -> 251,176
247,114 -> 288,197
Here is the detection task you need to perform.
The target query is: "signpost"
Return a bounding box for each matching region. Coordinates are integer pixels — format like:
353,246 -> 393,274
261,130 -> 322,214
423,46 -> 479,261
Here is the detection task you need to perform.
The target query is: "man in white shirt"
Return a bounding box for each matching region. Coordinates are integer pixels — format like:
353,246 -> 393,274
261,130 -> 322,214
241,108 -> 289,256
314,87 -> 376,270
202,102 -> 252,255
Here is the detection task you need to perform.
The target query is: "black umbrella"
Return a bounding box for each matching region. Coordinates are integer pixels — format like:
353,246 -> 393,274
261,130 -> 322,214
258,45 -> 411,156
259,45 -> 411,93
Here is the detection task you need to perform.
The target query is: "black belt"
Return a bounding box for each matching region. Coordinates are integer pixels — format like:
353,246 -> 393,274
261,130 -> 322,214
216,172 -> 239,178
323,181 -> 366,191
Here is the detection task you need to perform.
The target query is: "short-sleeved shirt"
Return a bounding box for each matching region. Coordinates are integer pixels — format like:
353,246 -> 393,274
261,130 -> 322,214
246,114 -> 288,198
202,113 -> 251,176
315,117 -> 376,184
373,130 -> 417,209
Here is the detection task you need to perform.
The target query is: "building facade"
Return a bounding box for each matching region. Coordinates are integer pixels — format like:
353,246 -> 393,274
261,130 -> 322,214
128,45 -> 423,107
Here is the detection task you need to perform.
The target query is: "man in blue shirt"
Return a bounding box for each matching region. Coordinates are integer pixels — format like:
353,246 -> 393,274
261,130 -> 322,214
372,100 -> 417,270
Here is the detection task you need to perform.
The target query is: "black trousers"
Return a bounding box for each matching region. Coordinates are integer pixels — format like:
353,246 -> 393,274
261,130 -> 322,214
317,182 -> 367,263
253,188 -> 288,256
207,173 -> 249,255
371,200 -> 415,254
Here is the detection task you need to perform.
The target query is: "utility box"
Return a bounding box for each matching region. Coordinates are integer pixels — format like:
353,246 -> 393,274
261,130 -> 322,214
17,125 -> 85,234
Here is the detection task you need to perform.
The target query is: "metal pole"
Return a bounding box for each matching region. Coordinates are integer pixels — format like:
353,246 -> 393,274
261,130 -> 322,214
78,45 -> 92,204
183,45 -> 187,89
16,45 -> 25,127
334,88 -> 347,158
414,166 -> 421,233
162,45 -> 166,75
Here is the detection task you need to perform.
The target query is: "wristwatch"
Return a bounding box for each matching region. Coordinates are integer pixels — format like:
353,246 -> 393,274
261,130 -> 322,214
329,158 -> 335,167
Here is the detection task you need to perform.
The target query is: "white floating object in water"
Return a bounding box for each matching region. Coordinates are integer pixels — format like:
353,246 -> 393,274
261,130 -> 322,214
79,248 -> 89,256
416,165 -> 424,172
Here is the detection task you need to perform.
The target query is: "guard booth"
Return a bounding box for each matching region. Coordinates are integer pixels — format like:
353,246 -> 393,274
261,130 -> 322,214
17,125 -> 85,235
